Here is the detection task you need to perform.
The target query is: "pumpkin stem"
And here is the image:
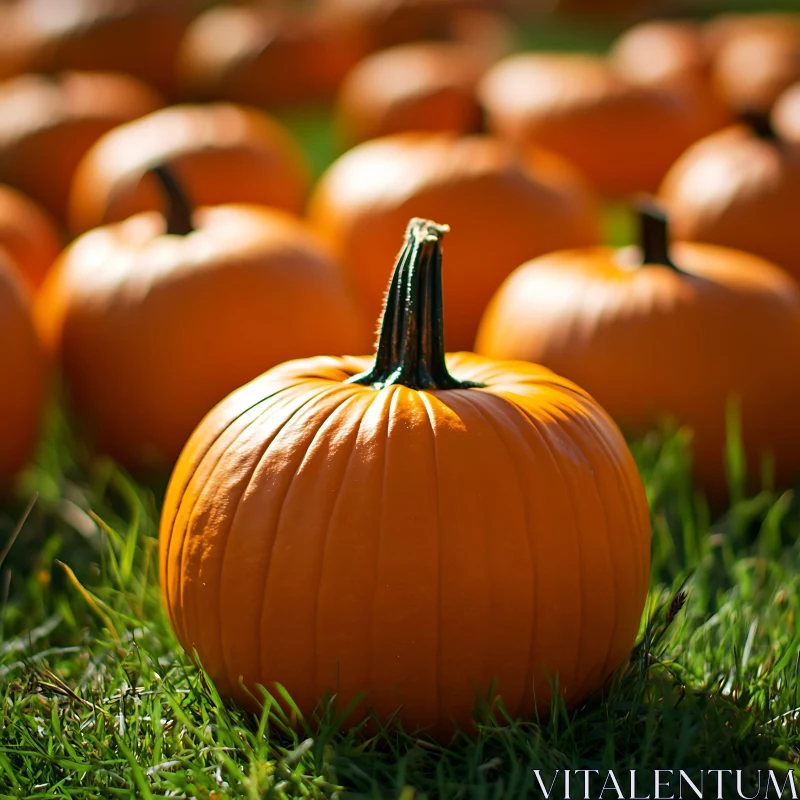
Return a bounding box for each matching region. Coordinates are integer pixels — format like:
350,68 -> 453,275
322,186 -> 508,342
637,201 -> 680,271
739,109 -> 777,140
348,218 -> 481,391
150,166 -> 194,236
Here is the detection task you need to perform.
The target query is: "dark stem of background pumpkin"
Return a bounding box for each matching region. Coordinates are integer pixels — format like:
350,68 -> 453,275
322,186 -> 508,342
638,202 -> 680,271
348,218 -> 482,391
150,166 -> 194,236
739,109 -> 777,141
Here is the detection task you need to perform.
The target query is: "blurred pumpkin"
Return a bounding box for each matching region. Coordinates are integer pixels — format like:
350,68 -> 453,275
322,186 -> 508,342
14,0 -> 192,97
0,255 -> 46,490
711,25 -> 800,115
68,103 -> 311,236
773,82 -> 800,143
336,42 -> 485,146
476,205 -> 800,501
307,132 -> 601,351
659,114 -> 800,283
479,53 -> 722,199
0,4 -> 38,81
37,167 -> 370,473
0,184 -> 62,290
317,0 -> 484,50
176,4 -> 370,109
0,71 -> 162,223
703,12 -> 800,58
160,217 -> 651,738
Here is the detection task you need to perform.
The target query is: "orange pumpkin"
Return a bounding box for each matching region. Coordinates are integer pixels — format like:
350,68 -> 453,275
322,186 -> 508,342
176,5 -> 370,110
14,0 -> 192,97
159,217 -> 651,738
68,103 -> 311,237
307,133 -> 601,351
703,12 -> 800,57
659,114 -> 800,284
0,71 -> 162,223
0,184 -> 62,290
711,25 -> 800,115
479,53 -> 723,198
0,255 -> 46,490
0,4 -> 38,81
37,168 -> 370,473
476,205 -> 800,501
774,82 -> 800,143
336,43 -> 485,146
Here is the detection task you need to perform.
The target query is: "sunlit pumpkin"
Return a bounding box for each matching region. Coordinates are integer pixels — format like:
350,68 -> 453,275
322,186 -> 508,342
0,4 -> 38,81
774,82 -> 800,143
0,71 -> 162,223
711,25 -> 800,114
659,113 -> 800,284
479,53 -> 722,198
0,255 -> 46,490
176,4 -> 370,110
703,11 -> 800,57
14,0 -> 192,97
336,42 -> 485,146
0,184 -> 62,291
476,204 -> 800,501
37,168 -> 370,473
160,217 -> 652,739
307,132 -> 601,351
68,103 -> 311,236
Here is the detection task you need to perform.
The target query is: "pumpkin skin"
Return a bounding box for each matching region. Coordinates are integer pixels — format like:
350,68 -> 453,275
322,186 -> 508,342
307,133 -> 601,351
336,43 -> 485,146
711,26 -> 800,115
658,118 -> 800,284
774,82 -> 800,143
0,184 -> 62,290
0,71 -> 162,223
15,0 -> 192,97
68,103 -> 311,236
176,5 -> 370,110
159,218 -> 651,738
479,53 -> 723,198
37,171 -> 370,472
475,209 -> 800,501
0,255 -> 46,490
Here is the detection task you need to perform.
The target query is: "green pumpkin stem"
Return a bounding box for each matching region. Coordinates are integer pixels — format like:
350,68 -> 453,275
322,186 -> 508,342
638,202 -> 680,271
349,218 -> 481,391
151,166 -> 194,236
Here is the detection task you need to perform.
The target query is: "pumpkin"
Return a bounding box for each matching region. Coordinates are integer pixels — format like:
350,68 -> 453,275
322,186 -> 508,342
478,53 -> 723,198
307,132 -> 601,351
0,71 -> 162,223
14,0 -> 192,98
159,217 -> 651,738
0,255 -> 46,490
68,103 -> 311,237
711,25 -> 800,115
658,113 -> 800,284
773,82 -> 800,143
336,42 -> 485,146
0,184 -> 62,290
37,167 -> 370,473
176,5 -> 370,110
475,204 -> 800,501
0,4 -> 38,81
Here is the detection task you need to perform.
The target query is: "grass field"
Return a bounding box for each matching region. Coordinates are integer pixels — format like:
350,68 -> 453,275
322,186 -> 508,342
4,6 -> 800,797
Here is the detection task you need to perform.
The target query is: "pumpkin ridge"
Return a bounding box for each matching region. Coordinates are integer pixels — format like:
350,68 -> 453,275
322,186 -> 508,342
450,390 -> 537,719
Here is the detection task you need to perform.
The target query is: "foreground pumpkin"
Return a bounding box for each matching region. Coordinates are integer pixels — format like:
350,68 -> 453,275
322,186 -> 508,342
0,256 -> 46,490
160,218 -> 651,738
37,168 -> 369,472
0,71 -> 162,222
774,82 -> 800,143
68,103 -> 311,236
659,113 -> 800,283
476,206 -> 800,501
0,184 -> 62,291
307,133 -> 601,350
